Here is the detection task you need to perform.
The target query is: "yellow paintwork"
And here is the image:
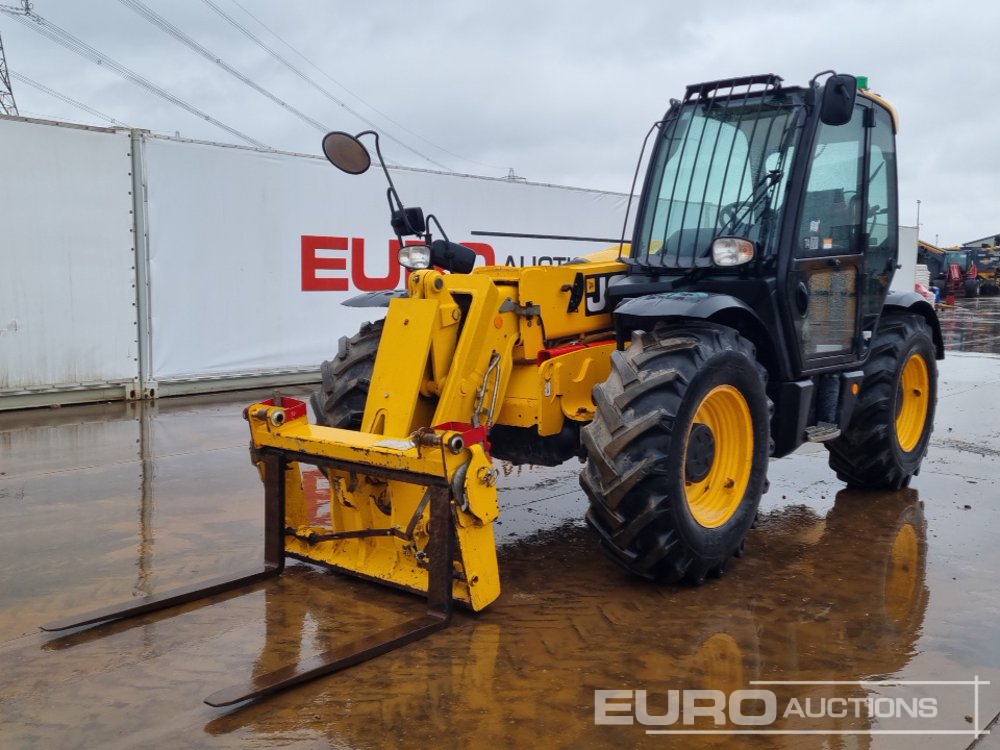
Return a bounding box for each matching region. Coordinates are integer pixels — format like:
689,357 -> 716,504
896,352 -> 929,453
498,343 -> 616,433
363,298 -> 438,436
475,253 -> 626,360
859,89 -> 900,133
249,401 -> 502,610
684,385 -> 754,528
248,254 -> 642,611
579,244 -> 629,263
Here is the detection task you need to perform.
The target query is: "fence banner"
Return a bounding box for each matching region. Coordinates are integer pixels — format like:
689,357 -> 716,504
142,135 -> 629,383
0,117 -> 138,402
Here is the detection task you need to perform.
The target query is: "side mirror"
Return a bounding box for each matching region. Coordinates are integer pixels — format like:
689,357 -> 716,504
430,240 -> 478,274
321,131 -> 371,174
819,74 -> 857,126
391,207 -> 426,237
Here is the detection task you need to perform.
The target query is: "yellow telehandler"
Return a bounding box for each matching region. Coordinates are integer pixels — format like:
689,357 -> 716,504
45,71 -> 942,707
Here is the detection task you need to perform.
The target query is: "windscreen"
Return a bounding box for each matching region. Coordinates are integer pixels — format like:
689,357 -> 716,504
633,92 -> 799,268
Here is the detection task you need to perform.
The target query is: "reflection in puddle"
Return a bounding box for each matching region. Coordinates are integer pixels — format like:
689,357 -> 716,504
196,490 -> 928,747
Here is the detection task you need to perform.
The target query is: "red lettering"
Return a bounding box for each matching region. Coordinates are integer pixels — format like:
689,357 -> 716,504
350,237 -> 401,291
301,235 -> 348,291
463,242 -> 496,266
302,236 -> 498,292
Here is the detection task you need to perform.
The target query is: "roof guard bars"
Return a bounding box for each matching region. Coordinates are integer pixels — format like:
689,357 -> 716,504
685,74 -> 783,102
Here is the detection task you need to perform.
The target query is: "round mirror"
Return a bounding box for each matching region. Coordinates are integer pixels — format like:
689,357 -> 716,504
321,131 -> 371,175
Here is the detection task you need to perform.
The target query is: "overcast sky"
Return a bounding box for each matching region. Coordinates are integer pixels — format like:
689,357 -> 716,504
1,0 -> 996,245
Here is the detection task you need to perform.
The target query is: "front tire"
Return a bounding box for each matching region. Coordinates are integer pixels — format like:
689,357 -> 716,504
581,324 -> 771,584
964,278 -> 980,297
310,319 -> 384,428
826,313 -> 937,489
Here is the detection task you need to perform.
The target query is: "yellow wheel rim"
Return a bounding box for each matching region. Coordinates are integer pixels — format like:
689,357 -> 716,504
896,353 -> 930,453
884,522 -> 920,626
684,385 -> 754,528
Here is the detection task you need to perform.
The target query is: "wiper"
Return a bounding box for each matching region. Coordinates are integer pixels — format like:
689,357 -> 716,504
718,169 -> 782,233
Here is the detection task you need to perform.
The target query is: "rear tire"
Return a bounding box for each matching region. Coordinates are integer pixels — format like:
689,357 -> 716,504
581,323 -> 770,584
310,319 -> 384,428
826,313 -> 937,489
964,278 -> 980,297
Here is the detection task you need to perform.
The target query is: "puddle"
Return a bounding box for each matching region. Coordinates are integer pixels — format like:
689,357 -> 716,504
1,312 -> 999,748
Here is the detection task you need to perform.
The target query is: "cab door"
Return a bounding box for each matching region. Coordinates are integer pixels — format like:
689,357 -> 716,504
785,99 -> 871,371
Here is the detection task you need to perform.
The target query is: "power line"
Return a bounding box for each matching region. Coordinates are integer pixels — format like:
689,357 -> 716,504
0,7 -> 270,149
200,0 -> 452,171
224,0 -> 508,173
116,0 -> 328,134
11,70 -> 124,125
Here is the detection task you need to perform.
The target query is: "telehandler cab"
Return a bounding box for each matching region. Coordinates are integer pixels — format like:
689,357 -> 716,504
45,72 -> 942,707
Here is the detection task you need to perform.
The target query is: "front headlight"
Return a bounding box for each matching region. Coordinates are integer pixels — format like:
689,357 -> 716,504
397,244 -> 432,270
712,237 -> 755,266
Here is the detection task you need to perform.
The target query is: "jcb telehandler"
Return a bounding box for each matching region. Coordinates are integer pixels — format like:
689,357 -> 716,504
45,72 -> 942,707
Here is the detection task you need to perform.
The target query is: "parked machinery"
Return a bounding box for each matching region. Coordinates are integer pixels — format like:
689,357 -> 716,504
46,72 -> 942,706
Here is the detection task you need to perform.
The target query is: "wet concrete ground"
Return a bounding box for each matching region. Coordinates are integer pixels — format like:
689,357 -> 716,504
2,299 -> 1000,749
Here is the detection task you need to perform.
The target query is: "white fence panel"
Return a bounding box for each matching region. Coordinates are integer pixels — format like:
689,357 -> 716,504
142,135 -> 628,386
0,118 -> 138,404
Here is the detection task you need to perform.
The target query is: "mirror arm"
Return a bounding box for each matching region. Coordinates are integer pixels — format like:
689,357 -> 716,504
356,130 -> 405,212
808,69 -> 836,89
425,214 -> 448,244
383,189 -> 407,248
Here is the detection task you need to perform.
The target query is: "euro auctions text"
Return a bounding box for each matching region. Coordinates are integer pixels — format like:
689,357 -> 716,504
300,234 -> 580,292
594,680 -> 990,737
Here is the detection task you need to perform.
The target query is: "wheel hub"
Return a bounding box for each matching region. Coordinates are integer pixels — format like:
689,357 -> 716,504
685,423 -> 716,483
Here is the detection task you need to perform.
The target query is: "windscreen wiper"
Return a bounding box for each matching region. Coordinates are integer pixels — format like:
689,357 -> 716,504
718,169 -> 782,234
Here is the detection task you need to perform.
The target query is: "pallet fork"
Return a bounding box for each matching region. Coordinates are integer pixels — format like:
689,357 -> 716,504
41,400 -> 464,707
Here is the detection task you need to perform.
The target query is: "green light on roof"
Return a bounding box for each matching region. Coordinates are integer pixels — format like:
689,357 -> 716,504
857,75 -> 869,90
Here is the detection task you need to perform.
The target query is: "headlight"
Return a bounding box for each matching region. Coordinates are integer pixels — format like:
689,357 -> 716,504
712,237 -> 755,266
397,244 -> 432,270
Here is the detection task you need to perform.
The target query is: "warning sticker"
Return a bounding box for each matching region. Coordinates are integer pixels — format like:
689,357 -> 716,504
823,237 -> 833,250
809,219 -> 821,233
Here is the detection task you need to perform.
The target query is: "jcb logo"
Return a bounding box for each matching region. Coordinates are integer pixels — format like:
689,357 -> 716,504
301,235 -> 496,292
585,273 -> 626,316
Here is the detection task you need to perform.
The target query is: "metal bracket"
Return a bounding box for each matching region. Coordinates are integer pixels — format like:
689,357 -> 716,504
563,272 -> 585,313
499,297 -> 541,317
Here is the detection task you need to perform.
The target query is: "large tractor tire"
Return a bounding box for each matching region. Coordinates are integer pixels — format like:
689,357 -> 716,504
826,313 -> 937,490
964,278 -> 980,297
310,319 -> 384,428
581,323 -> 771,584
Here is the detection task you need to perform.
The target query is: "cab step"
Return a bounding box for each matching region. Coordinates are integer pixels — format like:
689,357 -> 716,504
805,422 -> 841,443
